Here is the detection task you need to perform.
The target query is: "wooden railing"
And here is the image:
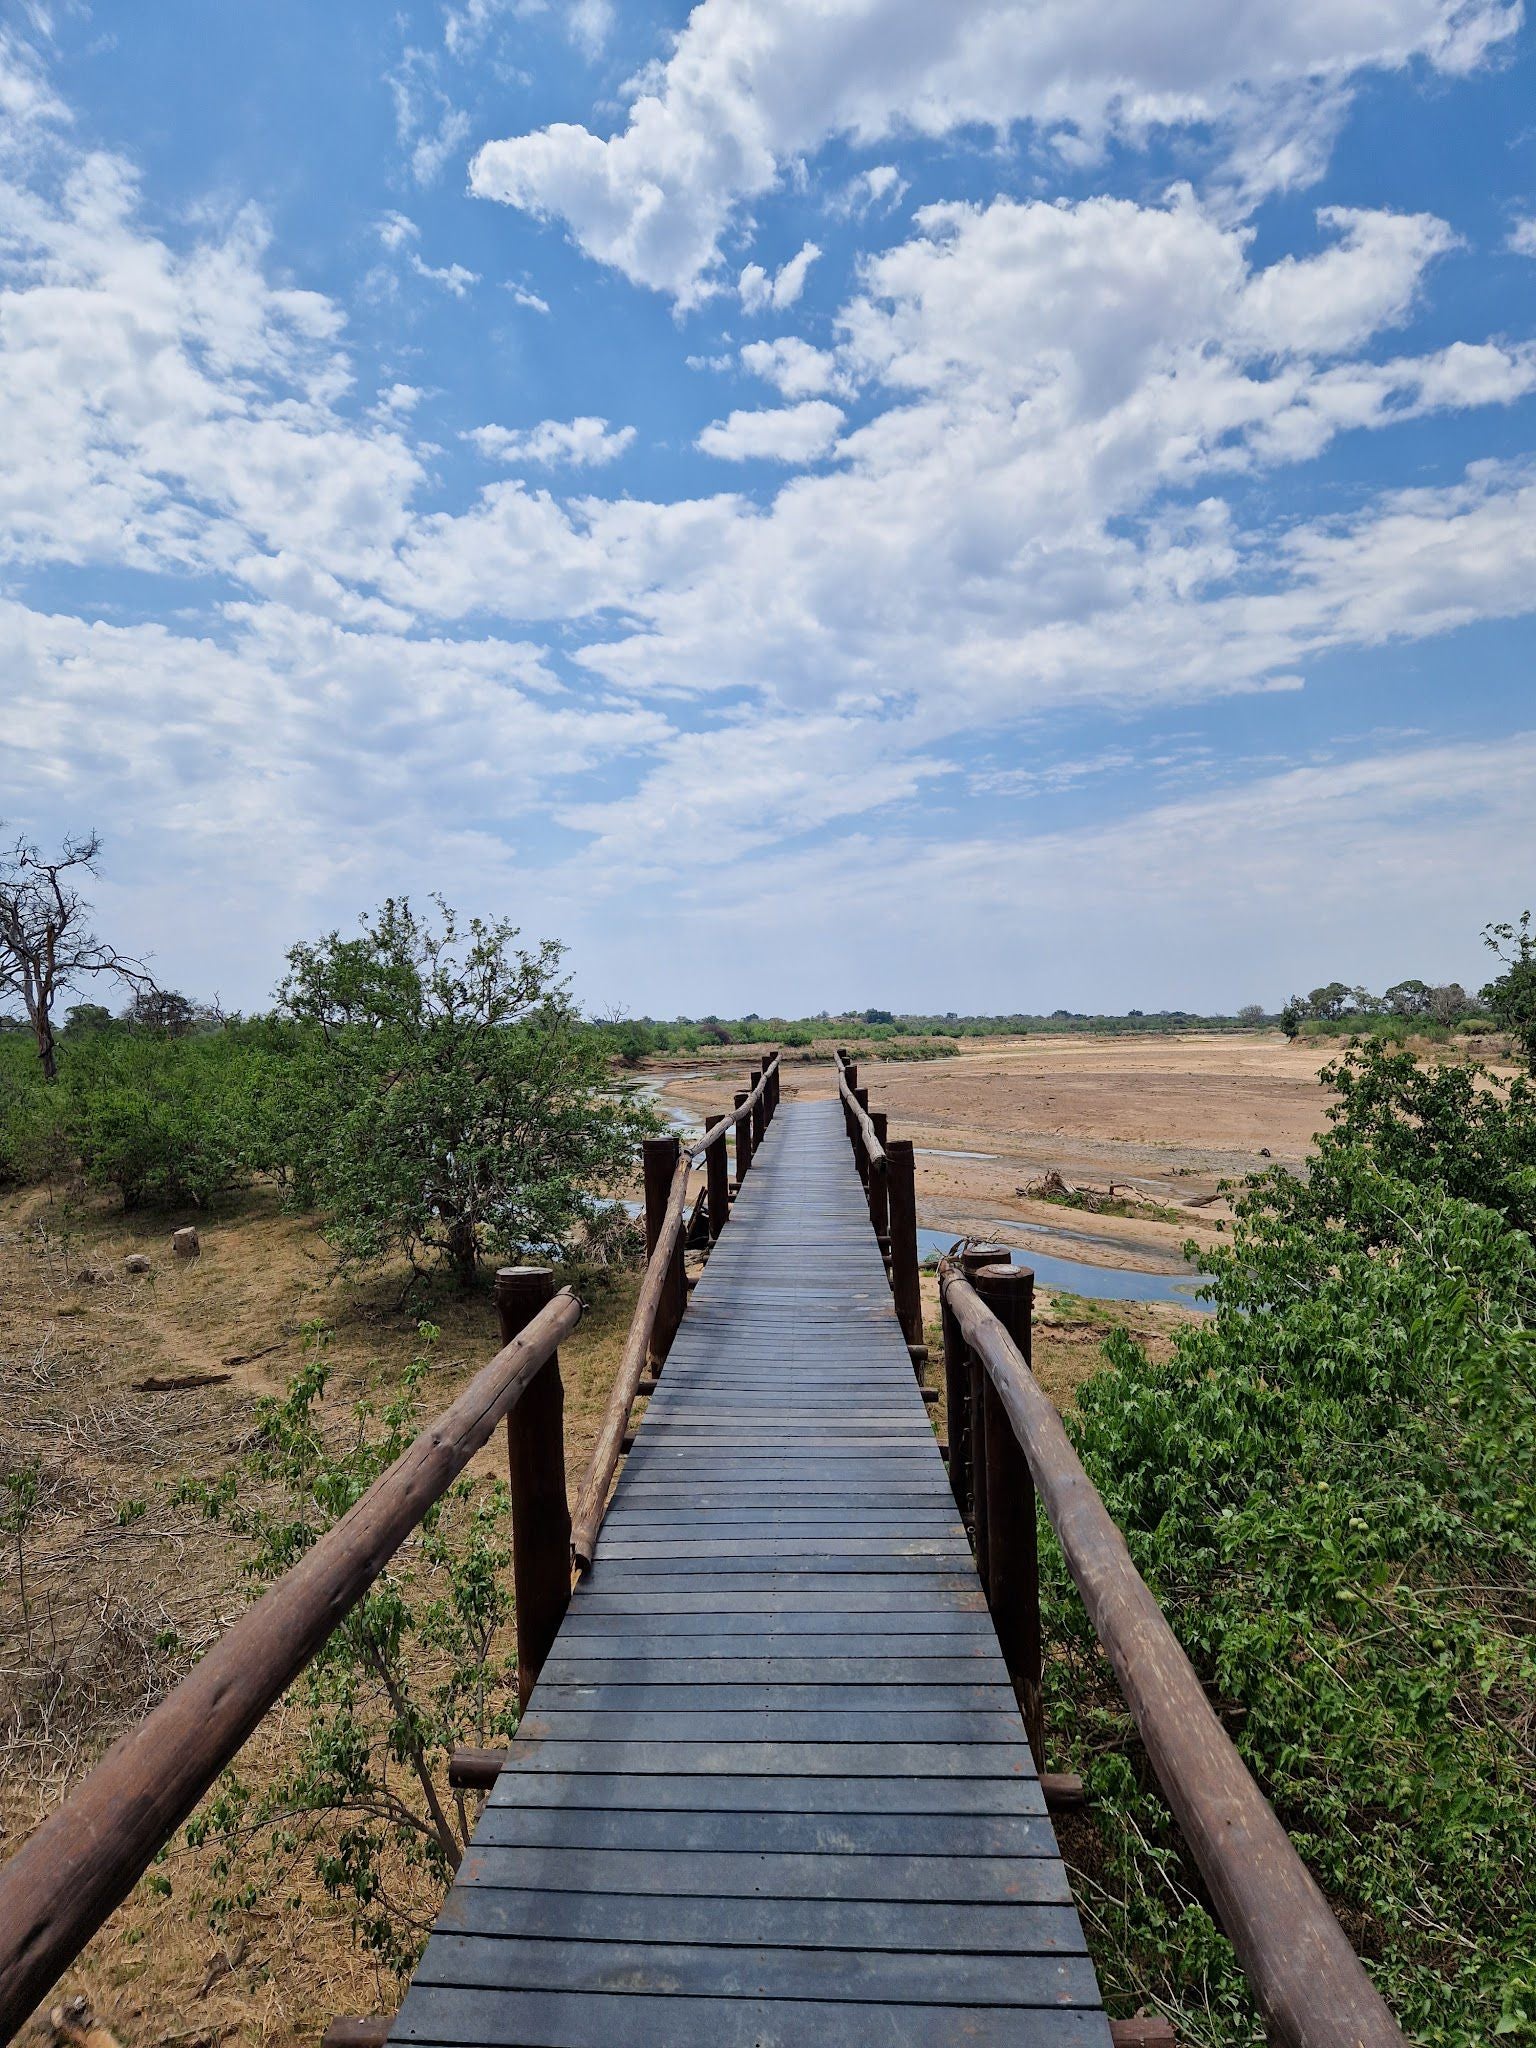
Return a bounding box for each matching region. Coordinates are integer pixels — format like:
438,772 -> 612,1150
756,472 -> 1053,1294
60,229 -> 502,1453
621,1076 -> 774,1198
0,1282 -> 580,2039
938,1251 -> 1408,2048
831,1048 -> 921,1351
570,1051 -> 780,1570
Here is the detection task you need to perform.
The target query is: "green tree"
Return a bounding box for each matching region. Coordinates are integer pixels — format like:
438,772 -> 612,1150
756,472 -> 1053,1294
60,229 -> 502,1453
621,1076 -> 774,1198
1483,911 -> 1536,1071
276,898 -> 653,1287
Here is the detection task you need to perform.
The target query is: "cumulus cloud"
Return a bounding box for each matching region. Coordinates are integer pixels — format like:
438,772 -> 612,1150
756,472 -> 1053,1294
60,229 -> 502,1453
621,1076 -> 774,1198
1233,206 -> 1458,355
696,399 -> 846,462
833,164 -> 909,217
738,241 -> 821,313
739,336 -> 848,397
5,34 -> 1536,1015
468,0 -> 1518,299
467,416 -> 637,466
1510,217 -> 1536,257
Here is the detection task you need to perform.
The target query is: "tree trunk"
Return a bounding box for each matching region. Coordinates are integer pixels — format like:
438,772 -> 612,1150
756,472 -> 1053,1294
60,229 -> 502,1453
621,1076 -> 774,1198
34,1009 -> 58,1083
447,1216 -> 479,1290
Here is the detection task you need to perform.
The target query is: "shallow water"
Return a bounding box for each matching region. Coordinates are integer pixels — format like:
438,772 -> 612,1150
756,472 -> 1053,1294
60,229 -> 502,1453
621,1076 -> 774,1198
916,1227 -> 1212,1311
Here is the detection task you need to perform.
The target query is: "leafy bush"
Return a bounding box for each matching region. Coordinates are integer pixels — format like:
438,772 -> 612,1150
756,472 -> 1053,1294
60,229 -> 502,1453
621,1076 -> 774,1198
1044,1039 -> 1536,2045
61,1021 -> 289,1209
183,1326 -> 514,1973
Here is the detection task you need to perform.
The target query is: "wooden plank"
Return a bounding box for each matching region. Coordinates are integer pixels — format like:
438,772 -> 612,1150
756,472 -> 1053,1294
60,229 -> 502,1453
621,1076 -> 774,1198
483,1770 -> 1049,1817
409,1932 -> 1100,2004
391,1100 -> 1105,2046
437,1885 -> 1087,1954
470,1801 -> 1056,1856
391,1987 -> 1114,2048
456,1840 -> 1072,1903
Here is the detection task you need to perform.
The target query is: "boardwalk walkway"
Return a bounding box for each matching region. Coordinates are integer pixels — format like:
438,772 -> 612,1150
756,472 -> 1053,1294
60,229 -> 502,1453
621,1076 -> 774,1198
390,1099 -> 1111,2047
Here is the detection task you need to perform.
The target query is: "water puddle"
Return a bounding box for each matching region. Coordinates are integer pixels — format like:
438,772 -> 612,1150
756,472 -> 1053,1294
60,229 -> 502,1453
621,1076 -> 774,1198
916,1228 -> 1212,1312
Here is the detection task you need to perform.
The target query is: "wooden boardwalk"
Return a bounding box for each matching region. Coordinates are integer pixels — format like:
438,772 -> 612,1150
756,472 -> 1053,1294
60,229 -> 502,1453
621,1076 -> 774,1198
390,1100 -> 1111,2047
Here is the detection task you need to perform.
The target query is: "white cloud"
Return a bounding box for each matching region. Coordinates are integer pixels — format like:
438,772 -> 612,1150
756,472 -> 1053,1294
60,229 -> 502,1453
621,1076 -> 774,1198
5,35 -> 1536,1019
833,163 -> 909,217
410,253 -> 480,295
740,336 -> 847,397
446,0 -> 612,61
467,415 -> 637,466
505,281 -> 552,313
696,399 -> 845,462
737,241 -> 822,313
1233,206 -> 1458,355
375,381 -> 425,417
468,0 -> 1518,299
1510,217 -> 1536,257
376,210 -> 420,253
388,46 -> 470,186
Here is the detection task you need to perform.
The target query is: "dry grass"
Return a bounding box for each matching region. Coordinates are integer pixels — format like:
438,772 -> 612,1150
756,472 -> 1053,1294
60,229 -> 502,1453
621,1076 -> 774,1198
0,1180 -> 638,2048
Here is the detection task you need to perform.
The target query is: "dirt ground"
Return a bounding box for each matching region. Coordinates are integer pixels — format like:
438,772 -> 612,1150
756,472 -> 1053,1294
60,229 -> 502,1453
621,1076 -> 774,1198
0,1181 -> 640,2048
660,1030 -> 1342,1275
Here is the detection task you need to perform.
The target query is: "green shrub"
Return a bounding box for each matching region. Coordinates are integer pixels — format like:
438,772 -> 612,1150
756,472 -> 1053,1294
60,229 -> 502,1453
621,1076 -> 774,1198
1044,1040 -> 1536,2045
60,1025 -> 282,1210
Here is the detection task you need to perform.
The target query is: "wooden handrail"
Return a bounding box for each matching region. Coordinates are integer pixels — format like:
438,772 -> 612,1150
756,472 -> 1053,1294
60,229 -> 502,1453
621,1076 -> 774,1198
570,1153 -> 691,1569
834,1062 -> 887,1172
939,1263 -> 1408,2048
690,1049 -> 779,1160
0,1288 -> 581,2040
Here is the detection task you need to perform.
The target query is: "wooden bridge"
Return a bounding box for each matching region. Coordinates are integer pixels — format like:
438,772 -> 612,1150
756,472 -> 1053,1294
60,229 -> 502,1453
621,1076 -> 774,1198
0,1054 -> 1406,2048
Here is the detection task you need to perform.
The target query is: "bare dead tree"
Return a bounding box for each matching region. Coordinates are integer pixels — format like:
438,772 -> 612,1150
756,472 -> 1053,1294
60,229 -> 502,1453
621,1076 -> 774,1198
0,830 -> 151,1081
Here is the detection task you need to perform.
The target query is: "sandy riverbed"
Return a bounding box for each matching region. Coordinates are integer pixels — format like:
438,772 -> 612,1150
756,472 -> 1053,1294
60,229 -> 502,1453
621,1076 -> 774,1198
657,1032 -> 1339,1276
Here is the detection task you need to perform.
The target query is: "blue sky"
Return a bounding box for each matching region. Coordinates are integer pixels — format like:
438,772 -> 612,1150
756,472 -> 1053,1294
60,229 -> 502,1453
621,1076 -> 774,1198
2,0 -> 1533,1017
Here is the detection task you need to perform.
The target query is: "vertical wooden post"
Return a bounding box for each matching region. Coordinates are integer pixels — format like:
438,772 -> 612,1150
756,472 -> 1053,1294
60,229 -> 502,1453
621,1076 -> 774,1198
706,1122 -> 730,1240
767,1057 -> 779,1117
953,1247 -> 1010,1542
496,1267 -> 571,1713
886,1138 -> 922,1347
869,1110 -> 890,1251
642,1136 -> 685,1364
749,1069 -> 766,1147
939,1284 -> 970,1519
971,1262 -> 1045,1768
968,1339 -> 990,1585
852,1087 -> 871,1187
733,1089 -> 753,1181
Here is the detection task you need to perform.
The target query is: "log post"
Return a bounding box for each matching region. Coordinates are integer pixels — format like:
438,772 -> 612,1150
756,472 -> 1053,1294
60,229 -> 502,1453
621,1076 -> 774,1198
642,1136 -> 686,1363
852,1086 -> 871,1187
869,1110 -> 890,1251
706,1120 -> 731,1240
939,1285 -> 971,1519
749,1068 -> 766,1148
886,1138 -> 922,1348
733,1089 -> 753,1181
495,1267 -> 572,1713
958,1236 -> 1015,1540
971,1262 -> 1045,1767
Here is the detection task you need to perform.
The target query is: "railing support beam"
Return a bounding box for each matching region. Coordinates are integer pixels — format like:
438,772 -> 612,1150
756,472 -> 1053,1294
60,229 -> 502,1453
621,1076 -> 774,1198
886,1137 -> 922,1349
496,1267 -> 572,1713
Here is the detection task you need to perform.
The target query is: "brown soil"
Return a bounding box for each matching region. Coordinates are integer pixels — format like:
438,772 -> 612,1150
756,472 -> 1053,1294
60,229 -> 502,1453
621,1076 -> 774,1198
659,1030 -> 1339,1275
0,1181 -> 639,2048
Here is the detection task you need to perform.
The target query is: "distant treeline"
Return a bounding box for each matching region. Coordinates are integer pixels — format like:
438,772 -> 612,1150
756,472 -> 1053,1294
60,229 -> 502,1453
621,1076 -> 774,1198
1279,977 -> 1493,1043
598,1005 -> 1272,1060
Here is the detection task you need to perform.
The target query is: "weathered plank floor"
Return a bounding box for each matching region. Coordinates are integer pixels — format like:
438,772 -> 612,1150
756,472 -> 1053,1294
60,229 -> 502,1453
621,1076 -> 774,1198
390,1099 -> 1110,2047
